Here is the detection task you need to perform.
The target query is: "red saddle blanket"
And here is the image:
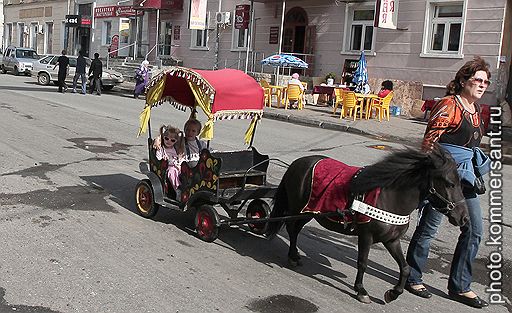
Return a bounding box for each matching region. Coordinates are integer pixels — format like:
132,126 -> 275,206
301,158 -> 380,224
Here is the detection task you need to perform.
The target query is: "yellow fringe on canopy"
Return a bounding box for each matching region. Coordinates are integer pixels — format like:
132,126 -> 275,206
187,80 -> 215,140
137,106 -> 151,136
244,117 -> 258,144
146,74 -> 167,107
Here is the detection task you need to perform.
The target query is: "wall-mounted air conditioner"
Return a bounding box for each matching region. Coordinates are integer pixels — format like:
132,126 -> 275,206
23,26 -> 29,34
37,25 -> 44,34
216,12 -> 231,25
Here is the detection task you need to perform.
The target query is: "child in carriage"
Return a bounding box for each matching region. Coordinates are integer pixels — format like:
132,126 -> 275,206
183,118 -> 208,167
152,125 -> 185,198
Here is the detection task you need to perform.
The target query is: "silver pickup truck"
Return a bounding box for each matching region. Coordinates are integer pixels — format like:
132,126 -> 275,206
1,46 -> 39,76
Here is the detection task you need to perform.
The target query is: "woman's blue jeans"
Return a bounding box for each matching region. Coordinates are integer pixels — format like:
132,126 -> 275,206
406,192 -> 483,293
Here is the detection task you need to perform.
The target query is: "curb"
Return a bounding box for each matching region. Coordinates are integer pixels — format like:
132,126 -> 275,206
262,111 -> 375,138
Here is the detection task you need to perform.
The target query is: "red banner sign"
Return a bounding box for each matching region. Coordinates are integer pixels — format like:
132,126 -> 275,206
133,0 -> 183,10
94,6 -> 144,18
235,4 -> 250,29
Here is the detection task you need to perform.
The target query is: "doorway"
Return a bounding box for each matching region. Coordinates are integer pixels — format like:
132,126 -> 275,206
77,27 -> 90,56
159,21 -> 172,56
283,7 -> 308,54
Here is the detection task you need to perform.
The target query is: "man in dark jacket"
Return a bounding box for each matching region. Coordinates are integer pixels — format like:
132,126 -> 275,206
72,51 -> 87,94
53,50 -> 69,93
88,52 -> 103,95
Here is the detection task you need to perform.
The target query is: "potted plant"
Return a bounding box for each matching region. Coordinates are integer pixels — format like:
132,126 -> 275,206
325,72 -> 336,86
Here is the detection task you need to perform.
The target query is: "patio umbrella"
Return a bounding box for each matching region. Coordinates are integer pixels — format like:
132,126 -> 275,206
352,51 -> 370,94
261,53 -> 308,85
260,53 -> 309,69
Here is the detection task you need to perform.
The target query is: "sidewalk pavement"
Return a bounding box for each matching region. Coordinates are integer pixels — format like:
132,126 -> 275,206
118,81 -> 511,148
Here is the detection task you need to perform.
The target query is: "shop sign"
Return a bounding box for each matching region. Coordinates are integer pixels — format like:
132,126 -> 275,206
81,16 -> 92,27
269,26 -> 279,44
374,0 -> 399,29
109,35 -> 119,57
133,0 -> 183,10
94,6 -> 144,18
173,25 -> 181,40
188,0 -> 207,30
65,15 -> 81,27
235,4 -> 250,29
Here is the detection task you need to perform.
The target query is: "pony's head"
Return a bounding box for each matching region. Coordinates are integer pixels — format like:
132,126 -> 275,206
350,144 -> 468,226
423,145 -> 469,226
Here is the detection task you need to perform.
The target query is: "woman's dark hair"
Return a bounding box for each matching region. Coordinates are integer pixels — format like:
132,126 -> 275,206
381,80 -> 393,91
446,56 -> 491,96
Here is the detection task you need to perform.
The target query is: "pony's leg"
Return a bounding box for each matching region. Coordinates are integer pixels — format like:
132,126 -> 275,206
354,233 -> 373,304
286,219 -> 309,267
382,239 -> 410,303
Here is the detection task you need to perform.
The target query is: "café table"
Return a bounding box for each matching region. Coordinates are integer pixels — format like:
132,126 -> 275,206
269,85 -> 287,107
313,84 -> 346,105
355,93 -> 379,118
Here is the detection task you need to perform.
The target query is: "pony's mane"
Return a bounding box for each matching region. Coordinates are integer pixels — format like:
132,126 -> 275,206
350,145 -> 456,194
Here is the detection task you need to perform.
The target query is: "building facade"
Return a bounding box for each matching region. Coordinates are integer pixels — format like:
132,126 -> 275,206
3,0 -> 511,106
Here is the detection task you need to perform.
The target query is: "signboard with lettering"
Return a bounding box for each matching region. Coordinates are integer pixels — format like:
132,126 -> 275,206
81,16 -> 92,27
235,4 -> 250,29
65,15 -> 81,27
188,0 -> 207,30
133,0 -> 183,10
95,6 -> 144,18
269,26 -> 279,44
374,0 -> 399,29
173,25 -> 181,40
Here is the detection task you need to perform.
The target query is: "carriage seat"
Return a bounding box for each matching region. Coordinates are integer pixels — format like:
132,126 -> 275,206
212,148 -> 270,189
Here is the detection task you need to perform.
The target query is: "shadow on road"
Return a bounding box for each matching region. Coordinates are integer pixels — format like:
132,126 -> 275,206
0,85 -> 56,93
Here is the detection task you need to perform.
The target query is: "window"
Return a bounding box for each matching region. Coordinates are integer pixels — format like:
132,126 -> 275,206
6,24 -> 13,47
231,28 -> 248,50
422,1 -> 464,57
18,23 -> 25,46
39,55 -> 53,64
102,21 -> 112,45
343,6 -> 375,53
191,29 -> 208,49
30,23 -> 38,50
45,22 -> 53,54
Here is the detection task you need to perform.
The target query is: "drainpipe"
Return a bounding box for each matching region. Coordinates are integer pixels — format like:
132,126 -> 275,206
155,9 -> 160,65
276,0 -> 286,85
214,0 -> 222,70
244,0 -> 254,73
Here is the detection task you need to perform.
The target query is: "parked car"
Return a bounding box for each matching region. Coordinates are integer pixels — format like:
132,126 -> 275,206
33,54 -> 124,90
1,46 -> 39,76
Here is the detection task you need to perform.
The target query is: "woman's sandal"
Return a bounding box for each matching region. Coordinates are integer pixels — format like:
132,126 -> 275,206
405,284 -> 432,298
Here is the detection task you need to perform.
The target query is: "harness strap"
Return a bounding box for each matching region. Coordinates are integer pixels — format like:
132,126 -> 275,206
185,138 -> 202,159
351,200 -> 410,225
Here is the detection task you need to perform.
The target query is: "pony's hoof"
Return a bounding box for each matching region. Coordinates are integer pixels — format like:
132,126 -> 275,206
357,294 -> 372,304
384,290 -> 399,303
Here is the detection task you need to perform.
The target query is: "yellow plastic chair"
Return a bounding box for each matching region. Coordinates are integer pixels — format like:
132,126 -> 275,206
340,91 -> 363,120
332,88 -> 344,115
368,91 -> 393,121
259,80 -> 272,107
285,84 -> 304,110
301,82 -> 308,90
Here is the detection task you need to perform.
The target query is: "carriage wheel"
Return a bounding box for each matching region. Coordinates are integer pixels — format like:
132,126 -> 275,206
135,180 -> 159,218
246,199 -> 271,235
195,205 -> 219,242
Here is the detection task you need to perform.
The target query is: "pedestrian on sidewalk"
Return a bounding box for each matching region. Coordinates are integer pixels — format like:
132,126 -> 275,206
88,53 -> 103,96
53,50 -> 69,93
72,51 -> 87,95
405,56 -> 491,309
134,60 -> 150,99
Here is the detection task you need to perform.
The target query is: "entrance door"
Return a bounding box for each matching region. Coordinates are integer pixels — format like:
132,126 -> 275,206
159,21 -> 172,56
77,27 -> 90,56
119,18 -> 131,57
283,7 -> 308,54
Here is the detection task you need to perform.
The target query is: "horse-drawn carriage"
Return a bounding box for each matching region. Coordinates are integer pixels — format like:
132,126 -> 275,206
134,66 -> 281,242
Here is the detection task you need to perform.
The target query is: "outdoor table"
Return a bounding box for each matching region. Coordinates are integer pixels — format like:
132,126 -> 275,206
355,93 -> 379,118
313,85 -> 336,103
269,85 -> 287,107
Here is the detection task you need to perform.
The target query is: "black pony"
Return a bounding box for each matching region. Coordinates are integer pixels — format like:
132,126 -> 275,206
266,145 -> 468,303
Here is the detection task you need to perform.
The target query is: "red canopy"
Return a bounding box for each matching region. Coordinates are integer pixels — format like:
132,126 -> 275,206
146,67 -> 264,117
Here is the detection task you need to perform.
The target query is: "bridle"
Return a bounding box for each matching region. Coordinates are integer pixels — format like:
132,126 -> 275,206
426,178 -> 466,215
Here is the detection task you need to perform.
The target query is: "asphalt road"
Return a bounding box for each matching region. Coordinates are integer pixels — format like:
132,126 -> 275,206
0,74 -> 510,313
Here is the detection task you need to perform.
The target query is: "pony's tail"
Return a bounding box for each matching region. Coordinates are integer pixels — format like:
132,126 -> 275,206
265,179 -> 288,239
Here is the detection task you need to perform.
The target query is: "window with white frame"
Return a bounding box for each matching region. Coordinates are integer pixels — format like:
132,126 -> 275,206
191,29 -> 208,49
424,2 -> 464,56
18,23 -> 25,46
343,6 -> 375,53
102,21 -> 112,45
231,27 -> 248,50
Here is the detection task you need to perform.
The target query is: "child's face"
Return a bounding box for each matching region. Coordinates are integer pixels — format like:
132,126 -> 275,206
163,132 -> 178,147
185,125 -> 200,140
